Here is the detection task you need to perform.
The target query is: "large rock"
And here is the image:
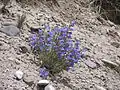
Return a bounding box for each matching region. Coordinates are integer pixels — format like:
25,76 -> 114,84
0,25 -> 20,36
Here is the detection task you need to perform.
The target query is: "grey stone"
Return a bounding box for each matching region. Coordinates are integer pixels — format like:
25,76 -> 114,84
101,59 -> 119,67
37,80 -> 49,86
14,70 -> 23,80
84,60 -> 97,69
23,74 -> 34,86
0,25 -> 20,36
37,80 -> 50,90
2,22 -> 17,26
19,46 -> 28,53
111,42 -> 120,48
45,85 -> 55,90
26,22 -> 40,30
15,59 -> 21,65
116,60 -> 120,66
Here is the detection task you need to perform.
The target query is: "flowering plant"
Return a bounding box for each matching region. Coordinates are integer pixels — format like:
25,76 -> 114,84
30,21 -> 86,78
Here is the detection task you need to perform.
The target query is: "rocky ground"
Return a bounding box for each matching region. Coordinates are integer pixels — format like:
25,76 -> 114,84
0,0 -> 120,90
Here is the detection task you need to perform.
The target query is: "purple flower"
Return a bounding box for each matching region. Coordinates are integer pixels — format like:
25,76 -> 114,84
72,58 -> 78,63
67,32 -> 72,38
61,32 -> 67,37
45,24 -> 50,31
38,29 -> 43,34
39,46 -> 44,51
48,31 -> 54,37
67,55 -> 72,60
75,40 -> 80,47
53,46 -> 59,51
30,41 -> 36,48
71,20 -> 76,27
58,36 -> 63,40
31,34 -> 37,41
59,40 -> 64,45
60,27 -> 68,32
69,27 -> 75,31
39,38 -> 43,43
30,34 -> 37,48
47,37 -> 52,42
30,20 -> 86,76
46,43 -> 52,49
40,67 -> 49,78
81,48 -> 87,57
54,26 -> 60,33
66,67 -> 71,71
67,40 -> 73,47
69,62 -> 75,67
58,52 -> 64,57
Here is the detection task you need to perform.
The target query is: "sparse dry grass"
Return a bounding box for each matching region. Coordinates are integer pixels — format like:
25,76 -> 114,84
0,0 -> 10,14
90,0 -> 120,24
16,0 -> 41,6
16,0 -> 59,7
17,14 -> 26,29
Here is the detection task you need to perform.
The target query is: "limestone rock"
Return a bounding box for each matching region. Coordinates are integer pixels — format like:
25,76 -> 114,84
38,80 -> 49,86
0,25 -> 20,36
14,70 -> 23,80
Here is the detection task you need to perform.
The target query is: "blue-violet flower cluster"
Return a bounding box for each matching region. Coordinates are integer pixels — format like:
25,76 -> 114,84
30,21 -> 85,78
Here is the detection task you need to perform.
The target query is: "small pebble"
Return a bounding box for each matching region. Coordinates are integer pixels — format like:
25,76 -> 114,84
14,70 -> 23,80
45,85 -> 55,90
19,46 -> 28,53
84,60 -> 97,69
38,80 -> 50,86
95,85 -> 106,90
116,60 -> 120,66
101,59 -> 119,67
23,74 -> 34,86
111,42 -> 120,48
